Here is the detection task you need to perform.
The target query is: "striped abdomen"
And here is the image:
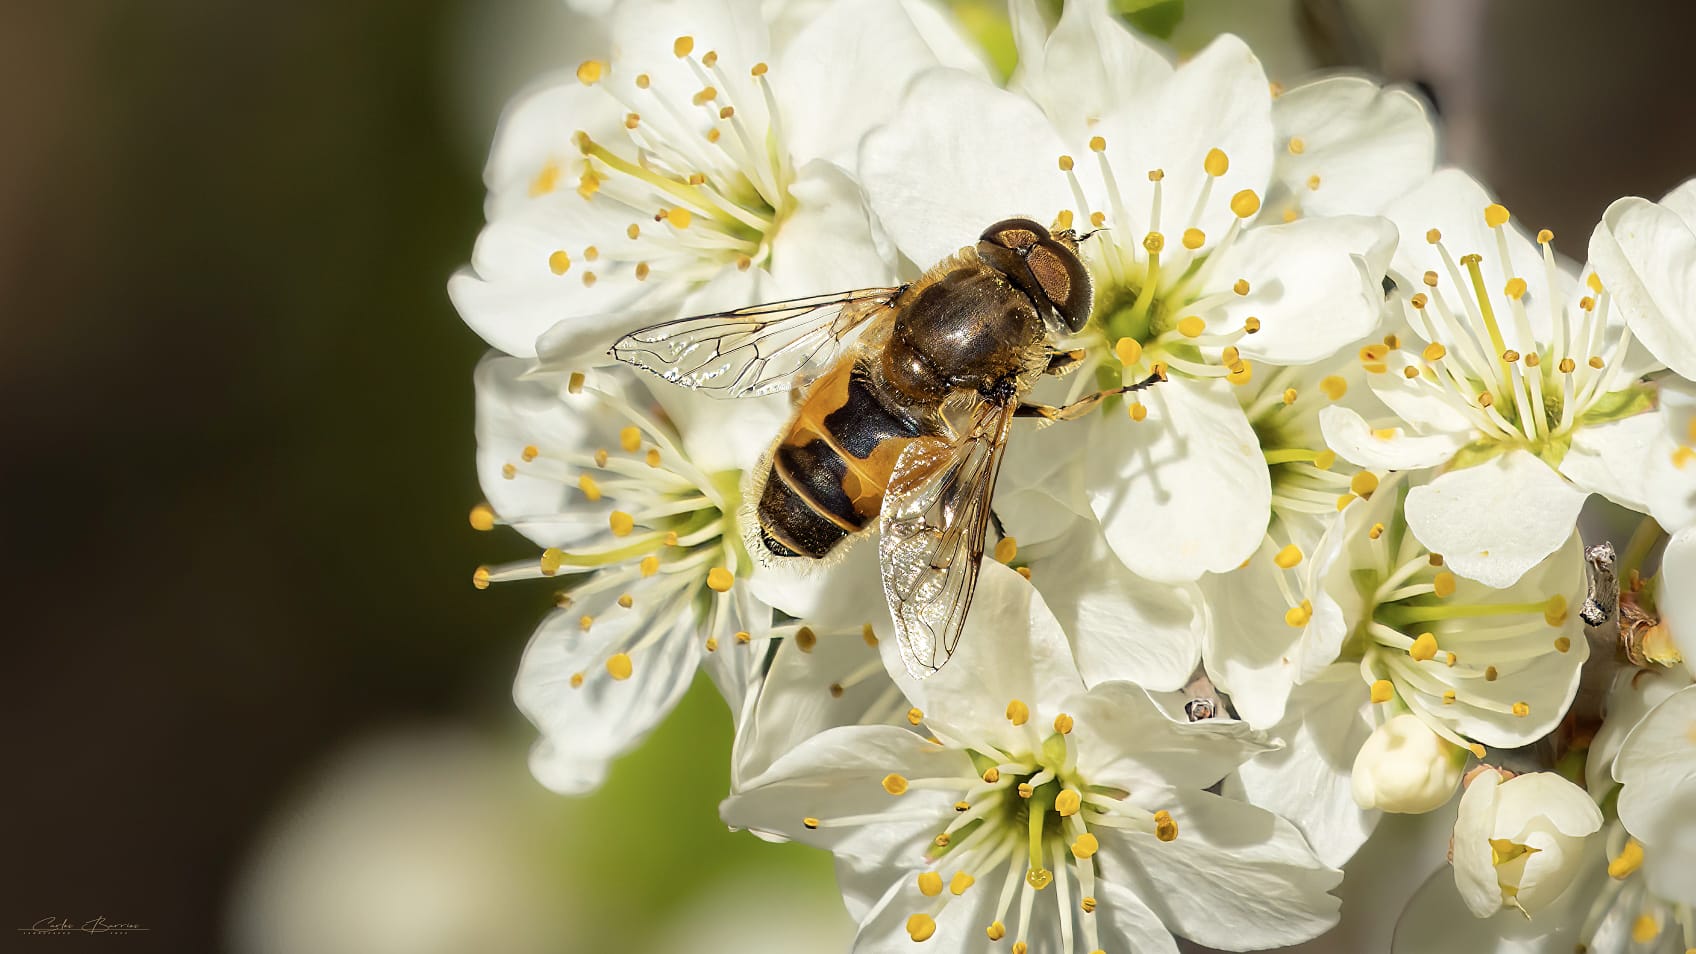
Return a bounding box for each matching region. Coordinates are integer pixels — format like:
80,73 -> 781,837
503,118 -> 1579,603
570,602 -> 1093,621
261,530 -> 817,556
757,361 -> 929,559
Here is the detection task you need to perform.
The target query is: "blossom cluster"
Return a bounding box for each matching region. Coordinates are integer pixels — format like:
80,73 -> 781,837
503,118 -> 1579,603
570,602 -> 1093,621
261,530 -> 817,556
449,1 -> 1696,950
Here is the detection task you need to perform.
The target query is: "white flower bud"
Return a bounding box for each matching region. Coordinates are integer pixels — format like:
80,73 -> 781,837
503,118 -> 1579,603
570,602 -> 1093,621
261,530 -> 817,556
1452,769 -> 1603,917
1350,714 -> 1465,813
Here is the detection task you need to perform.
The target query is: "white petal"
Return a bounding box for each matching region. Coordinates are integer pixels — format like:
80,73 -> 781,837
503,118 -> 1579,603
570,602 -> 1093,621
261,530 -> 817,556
1491,773 -> 1603,841
1226,666 -> 1379,867
1320,404 -> 1464,471
720,724 -> 969,863
1205,216 -> 1398,365
747,535 -> 885,628
1404,450 -> 1586,587
1662,526 -> 1696,671
1590,192 -> 1696,380
884,562 -> 1085,749
1088,378 -> 1271,582
1450,768 -> 1505,917
1615,685 -> 1696,851
860,69 -> 1072,267
775,0 -> 950,168
1067,681 -> 1276,792
516,588 -> 700,795
1096,790 -> 1341,950
1558,410 -> 1660,510
1269,76 -> 1436,217
845,861 -> 992,954
1028,520 -> 1203,693
767,160 -> 898,294
1393,860 -> 1595,953
1091,879 -> 1182,954
1644,378 -> 1696,532
481,80 -> 625,220
450,194 -> 671,358
1088,34 -> 1274,247
1008,0 -> 1172,142
1587,665 -> 1692,799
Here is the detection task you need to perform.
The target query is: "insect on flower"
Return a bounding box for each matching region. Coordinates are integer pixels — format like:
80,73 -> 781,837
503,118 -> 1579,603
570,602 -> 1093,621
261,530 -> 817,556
610,218 -> 1162,677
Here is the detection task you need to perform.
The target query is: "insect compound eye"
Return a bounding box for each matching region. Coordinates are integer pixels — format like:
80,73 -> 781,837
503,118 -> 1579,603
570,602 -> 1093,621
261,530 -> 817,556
1025,239 -> 1094,332
978,217 -> 1049,252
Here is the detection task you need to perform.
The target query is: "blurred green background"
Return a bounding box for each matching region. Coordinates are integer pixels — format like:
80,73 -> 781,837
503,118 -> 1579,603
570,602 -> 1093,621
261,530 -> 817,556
3,1 -> 1694,952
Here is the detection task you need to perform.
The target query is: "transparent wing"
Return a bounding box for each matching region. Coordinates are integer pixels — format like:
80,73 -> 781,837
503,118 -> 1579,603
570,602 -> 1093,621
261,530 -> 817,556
878,399 -> 1017,679
608,288 -> 900,398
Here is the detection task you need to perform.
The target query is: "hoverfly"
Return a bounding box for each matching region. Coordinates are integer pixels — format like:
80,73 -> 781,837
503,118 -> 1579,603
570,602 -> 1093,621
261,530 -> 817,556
610,218 -> 1160,677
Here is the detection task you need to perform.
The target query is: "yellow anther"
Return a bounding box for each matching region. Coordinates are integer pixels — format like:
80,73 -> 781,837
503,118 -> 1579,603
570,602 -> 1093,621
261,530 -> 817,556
1089,136 -> 1106,152
802,816 -> 820,829
917,871 -> 943,897
1544,594 -> 1568,626
581,271 -> 597,287
1053,712 -> 1074,734
1524,352 -> 1540,368
1512,701 -> 1530,717
1410,632 -> 1439,662
1537,228 -> 1554,244
1610,839 -> 1645,879
1230,189 -> 1261,218
1307,174 -> 1321,191
1058,154 -> 1074,171
794,626 -> 817,652
1055,210 -> 1074,230
576,59 -> 605,85
1423,342 -> 1447,362
706,636 -> 720,653
1274,545 -> 1303,569
665,207 -> 693,229
1484,665 -> 1499,682
906,913 -> 936,943
606,653 -> 634,680
471,566 -> 491,590
548,250 -> 572,275
1478,391 -> 1495,408
468,503 -> 496,531
1182,227 -> 1206,249
1204,147 -> 1229,176
706,567 -> 734,592
1287,137 -> 1305,155
1243,317 -> 1261,333
954,800 -> 970,812
1177,315 -> 1206,338
1370,679 -> 1394,703
982,767 -> 1000,783
1350,471 -> 1380,497
986,922 -> 1006,941
1153,809 -> 1178,841
1143,231 -> 1166,254
633,261 -> 651,282
1233,278 -> 1251,296
1429,553 -> 1444,566
1589,356 -> 1605,370
1006,699 -> 1030,725
1025,868 -> 1052,890
1632,914 -> 1660,944
1017,782 -> 1034,798
1504,277 -> 1527,300
1282,388 -> 1298,405
580,615 -> 594,631
1314,450 -> 1337,469
609,511 -> 635,536
1056,789 -> 1082,816
1128,402 -> 1148,422
501,463 -> 519,480
1090,211 -> 1107,228
673,35 -> 694,57
1554,636 -> 1572,653
1580,296 -> 1596,312
1424,228 -> 1442,244
1081,898 -> 1098,914
1423,270 -> 1439,287
1320,375 -> 1348,400
907,707 -> 924,726
617,593 -> 634,609
691,86 -> 717,106
567,372 -> 585,394
1368,522 -> 1386,540
934,833 -> 950,848
1285,600 -> 1313,627
1484,203 -> 1511,228
1071,832 -> 1099,858
751,62 -> 768,76
950,871 -> 975,895
617,426 -> 641,452
569,671 -> 584,688
706,128 -> 721,143
582,245 -> 599,263
1588,272 -> 1605,293
1114,337 -> 1143,366
625,112 -> 641,130
1433,571 -> 1457,597
994,536 -> 1018,563
1227,360 -> 1253,385
539,548 -> 565,575
1442,690 -> 1456,704
1410,293 -> 1429,309
1403,366 -> 1420,380
634,73 -> 651,88
881,773 -> 908,795
735,630 -> 751,644
1147,168 -> 1164,181
571,475 -> 601,504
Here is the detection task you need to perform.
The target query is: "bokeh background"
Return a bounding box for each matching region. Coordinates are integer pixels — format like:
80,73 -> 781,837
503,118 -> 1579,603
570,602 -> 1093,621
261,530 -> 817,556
4,1 -> 1693,952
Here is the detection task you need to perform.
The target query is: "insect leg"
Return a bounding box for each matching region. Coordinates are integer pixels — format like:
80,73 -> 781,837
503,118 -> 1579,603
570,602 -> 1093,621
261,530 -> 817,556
1015,370 -> 1164,423
1042,349 -> 1088,376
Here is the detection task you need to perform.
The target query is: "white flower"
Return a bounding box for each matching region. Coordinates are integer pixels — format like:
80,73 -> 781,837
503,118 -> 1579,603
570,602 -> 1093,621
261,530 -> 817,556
1351,713 -> 1467,814
1589,178 -> 1696,384
448,0 -> 965,359
860,22 -> 1395,583
1452,768 -> 1603,918
471,355 -> 774,793
721,564 -> 1342,953
1321,169 -> 1666,588
1641,380 -> 1696,533
1614,684 -> 1696,905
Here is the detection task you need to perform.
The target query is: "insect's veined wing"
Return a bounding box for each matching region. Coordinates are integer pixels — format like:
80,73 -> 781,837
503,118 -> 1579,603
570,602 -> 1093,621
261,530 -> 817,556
878,399 -> 1018,679
608,287 -> 900,398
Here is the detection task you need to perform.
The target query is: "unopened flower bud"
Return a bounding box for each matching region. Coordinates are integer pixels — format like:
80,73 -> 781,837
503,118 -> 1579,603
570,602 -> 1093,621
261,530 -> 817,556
1452,769 -> 1603,917
1351,714 -> 1465,813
